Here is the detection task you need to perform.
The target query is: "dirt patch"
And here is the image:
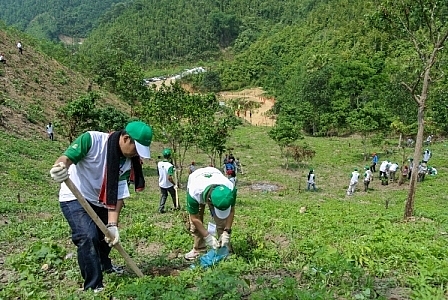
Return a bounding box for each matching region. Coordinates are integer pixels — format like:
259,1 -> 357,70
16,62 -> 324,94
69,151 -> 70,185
154,221 -> 174,229
265,233 -> 290,248
219,88 -> 275,127
251,182 -> 281,192
136,241 -> 165,256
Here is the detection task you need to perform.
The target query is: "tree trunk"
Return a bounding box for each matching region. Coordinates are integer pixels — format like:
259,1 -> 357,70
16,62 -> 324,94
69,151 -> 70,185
404,105 -> 425,218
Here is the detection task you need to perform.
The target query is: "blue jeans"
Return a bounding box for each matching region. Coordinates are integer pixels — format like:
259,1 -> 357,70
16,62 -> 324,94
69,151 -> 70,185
307,182 -> 316,191
60,200 -> 112,290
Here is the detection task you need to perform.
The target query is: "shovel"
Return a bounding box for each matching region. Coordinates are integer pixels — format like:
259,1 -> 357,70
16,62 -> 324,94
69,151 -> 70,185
64,178 -> 144,278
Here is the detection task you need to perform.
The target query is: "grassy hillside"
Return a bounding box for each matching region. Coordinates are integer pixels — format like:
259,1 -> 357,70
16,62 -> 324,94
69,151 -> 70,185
1,123 -> 448,299
0,27 -> 128,139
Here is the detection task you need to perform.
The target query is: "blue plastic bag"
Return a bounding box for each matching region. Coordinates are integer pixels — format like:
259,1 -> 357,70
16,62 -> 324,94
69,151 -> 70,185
190,246 -> 229,269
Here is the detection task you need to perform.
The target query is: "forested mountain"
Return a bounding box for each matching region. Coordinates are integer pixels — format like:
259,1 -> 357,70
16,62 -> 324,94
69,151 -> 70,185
0,0 -> 126,40
78,0 -> 325,67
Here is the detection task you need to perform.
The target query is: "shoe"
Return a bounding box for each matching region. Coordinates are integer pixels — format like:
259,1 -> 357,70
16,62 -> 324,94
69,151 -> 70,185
159,209 -> 166,214
93,287 -> 104,293
105,265 -> 124,274
184,249 -> 202,261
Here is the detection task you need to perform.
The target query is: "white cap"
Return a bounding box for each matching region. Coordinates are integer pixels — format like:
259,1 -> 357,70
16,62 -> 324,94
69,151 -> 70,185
214,206 -> 231,219
135,141 -> 150,158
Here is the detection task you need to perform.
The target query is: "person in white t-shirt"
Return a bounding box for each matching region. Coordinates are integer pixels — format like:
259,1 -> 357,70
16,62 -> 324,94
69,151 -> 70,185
184,166 -> 237,260
17,41 -> 23,54
307,169 -> 316,191
363,166 -> 373,192
49,121 -> 152,292
379,160 -> 390,180
347,168 -> 360,196
46,122 -> 54,141
422,149 -> 432,163
157,148 -> 179,213
388,162 -> 399,182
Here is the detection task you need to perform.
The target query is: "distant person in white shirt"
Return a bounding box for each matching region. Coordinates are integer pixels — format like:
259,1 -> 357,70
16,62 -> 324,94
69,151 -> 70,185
347,168 -> 360,196
46,122 -> 54,141
363,166 -> 373,192
379,160 -> 390,180
422,149 -> 432,163
17,41 -> 23,55
388,162 -> 399,182
0,53 -> 6,64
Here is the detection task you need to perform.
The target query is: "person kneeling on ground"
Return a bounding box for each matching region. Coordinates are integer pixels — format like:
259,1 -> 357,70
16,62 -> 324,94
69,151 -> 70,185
185,166 -> 237,260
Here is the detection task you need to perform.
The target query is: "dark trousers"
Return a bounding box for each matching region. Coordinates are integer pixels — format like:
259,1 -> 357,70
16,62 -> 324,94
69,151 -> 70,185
370,163 -> 376,172
159,186 -> 178,212
60,200 -> 112,290
364,181 -> 370,192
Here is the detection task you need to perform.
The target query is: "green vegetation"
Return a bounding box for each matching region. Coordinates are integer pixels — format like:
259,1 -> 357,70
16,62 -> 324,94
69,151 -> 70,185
0,0 -> 126,39
1,125 -> 448,299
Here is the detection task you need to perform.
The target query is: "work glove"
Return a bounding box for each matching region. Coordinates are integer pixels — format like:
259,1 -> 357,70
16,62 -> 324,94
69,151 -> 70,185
219,231 -> 230,248
204,234 -> 219,250
174,184 -> 178,189
50,162 -> 69,183
105,226 -> 119,247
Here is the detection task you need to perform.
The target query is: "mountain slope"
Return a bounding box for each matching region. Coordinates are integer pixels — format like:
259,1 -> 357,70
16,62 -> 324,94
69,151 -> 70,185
0,28 -> 128,139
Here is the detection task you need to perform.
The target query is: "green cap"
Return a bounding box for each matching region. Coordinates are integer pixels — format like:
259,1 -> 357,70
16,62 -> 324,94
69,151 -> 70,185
210,185 -> 233,219
354,168 -> 358,171
162,148 -> 172,158
125,121 -> 153,158
364,166 -> 369,170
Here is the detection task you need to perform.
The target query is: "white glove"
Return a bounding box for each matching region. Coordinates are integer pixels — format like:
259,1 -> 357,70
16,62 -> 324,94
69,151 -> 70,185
204,234 -> 219,250
174,184 -> 178,189
105,225 -> 119,247
220,231 -> 230,247
50,162 -> 69,183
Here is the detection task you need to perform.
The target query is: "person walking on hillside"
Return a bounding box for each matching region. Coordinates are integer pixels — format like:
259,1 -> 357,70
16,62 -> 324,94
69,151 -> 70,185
157,148 -> 179,213
307,169 -> 316,191
49,121 -> 153,292
347,168 -> 360,196
370,153 -> 378,173
0,53 -> 6,64
17,41 -> 23,55
184,166 -> 237,260
422,149 -> 432,164
363,166 -> 373,192
46,122 -> 54,141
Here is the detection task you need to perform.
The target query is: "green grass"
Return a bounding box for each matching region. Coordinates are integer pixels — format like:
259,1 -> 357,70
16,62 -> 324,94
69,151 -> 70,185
1,126 -> 448,299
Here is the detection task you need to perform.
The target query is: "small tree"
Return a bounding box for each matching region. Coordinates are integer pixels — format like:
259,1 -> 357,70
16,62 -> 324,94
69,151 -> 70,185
285,144 -> 316,191
269,120 -> 303,169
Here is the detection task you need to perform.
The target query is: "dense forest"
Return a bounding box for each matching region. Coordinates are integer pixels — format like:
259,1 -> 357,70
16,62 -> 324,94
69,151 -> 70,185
0,0 -> 126,40
1,0 -> 448,138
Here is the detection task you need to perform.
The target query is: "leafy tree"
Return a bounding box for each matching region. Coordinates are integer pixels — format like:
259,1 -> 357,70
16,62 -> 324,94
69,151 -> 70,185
57,92 -> 130,142
57,92 -> 99,143
137,83 -> 224,183
269,105 -> 303,169
197,109 -> 242,167
373,0 -> 448,218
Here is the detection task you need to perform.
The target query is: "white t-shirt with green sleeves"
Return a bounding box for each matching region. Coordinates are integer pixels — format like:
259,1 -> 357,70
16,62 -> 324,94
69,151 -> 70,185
186,167 -> 235,215
58,131 -> 132,205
